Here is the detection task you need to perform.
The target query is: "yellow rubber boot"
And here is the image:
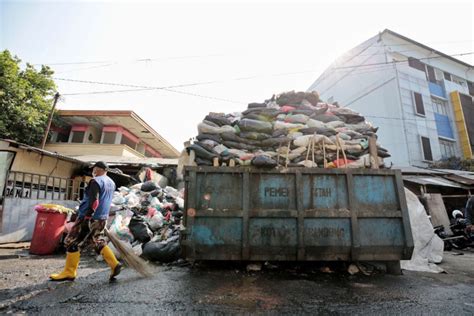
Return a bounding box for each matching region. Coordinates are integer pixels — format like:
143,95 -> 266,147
101,245 -> 122,281
50,251 -> 80,281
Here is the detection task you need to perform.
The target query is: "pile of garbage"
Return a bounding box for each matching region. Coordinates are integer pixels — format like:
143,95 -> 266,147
186,91 -> 390,168
107,181 -> 184,263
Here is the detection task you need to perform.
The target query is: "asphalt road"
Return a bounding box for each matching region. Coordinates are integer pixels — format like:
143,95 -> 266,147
1,248 -> 473,315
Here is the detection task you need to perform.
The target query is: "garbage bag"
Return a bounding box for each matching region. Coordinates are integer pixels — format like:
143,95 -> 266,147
251,155 -> 277,168
204,114 -> 232,126
198,122 -> 236,135
148,213 -> 164,231
241,108 -> 280,118
239,131 -> 272,140
112,193 -> 126,205
199,139 -> 220,148
260,137 -> 291,148
110,214 -> 134,243
187,144 -> 218,161
276,91 -> 320,106
223,141 -> 258,151
244,113 -> 274,122
273,121 -> 305,130
141,181 -> 158,192
294,134 -> 334,147
299,126 -> 336,137
248,102 -> 267,108
284,114 -> 310,124
194,141 -> 216,152
141,235 -> 181,263
196,133 -> 222,143
326,120 -> 345,129
238,118 -> 273,133
221,132 -> 261,146
306,119 -> 327,129
128,215 -> 153,243
126,193 -> 140,208
195,157 -> 214,166
280,105 -> 296,113
203,120 -> 219,127
297,160 -> 318,168
272,129 -> 288,138
313,114 -> 341,123
213,144 -> 229,155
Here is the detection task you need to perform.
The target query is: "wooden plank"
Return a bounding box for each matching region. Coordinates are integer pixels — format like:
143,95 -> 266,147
369,136 -> 379,169
423,193 -> 453,235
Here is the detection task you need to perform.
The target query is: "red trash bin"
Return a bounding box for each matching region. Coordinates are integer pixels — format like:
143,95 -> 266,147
30,207 -> 67,255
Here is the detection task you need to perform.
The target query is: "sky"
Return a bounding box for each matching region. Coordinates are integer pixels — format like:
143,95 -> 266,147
1,0 -> 473,152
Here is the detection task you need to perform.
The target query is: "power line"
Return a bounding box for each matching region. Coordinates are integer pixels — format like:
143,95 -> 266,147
58,77 -> 243,104
332,52 -> 474,70
58,64 -> 396,96
33,38 -> 474,66
34,53 -> 228,67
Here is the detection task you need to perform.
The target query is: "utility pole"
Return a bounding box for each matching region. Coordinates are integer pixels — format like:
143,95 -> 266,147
41,92 -> 60,149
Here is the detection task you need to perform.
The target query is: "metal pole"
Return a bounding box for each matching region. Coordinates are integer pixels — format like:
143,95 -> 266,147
41,92 -> 60,149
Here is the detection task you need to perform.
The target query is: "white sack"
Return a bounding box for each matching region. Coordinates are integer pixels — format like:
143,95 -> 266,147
401,188 -> 444,273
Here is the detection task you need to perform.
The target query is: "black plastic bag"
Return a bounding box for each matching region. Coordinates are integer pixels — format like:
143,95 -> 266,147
141,235 -> 181,263
141,181 -> 158,192
248,102 -> 267,108
128,215 -> 153,243
187,144 -> 218,161
196,133 -> 222,143
238,118 -> 273,134
251,155 -> 277,168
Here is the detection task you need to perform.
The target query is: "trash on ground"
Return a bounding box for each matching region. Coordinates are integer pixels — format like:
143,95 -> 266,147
107,180 -> 184,264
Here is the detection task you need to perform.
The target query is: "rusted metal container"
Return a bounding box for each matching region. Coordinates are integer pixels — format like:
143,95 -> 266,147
182,167 -> 413,263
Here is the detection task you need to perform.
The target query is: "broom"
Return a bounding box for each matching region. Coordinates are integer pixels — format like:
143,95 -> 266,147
104,228 -> 154,278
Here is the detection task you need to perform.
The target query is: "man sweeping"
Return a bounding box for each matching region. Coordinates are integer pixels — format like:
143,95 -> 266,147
50,161 -> 122,282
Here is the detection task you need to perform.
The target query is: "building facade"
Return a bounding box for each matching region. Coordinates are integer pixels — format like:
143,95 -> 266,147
45,110 -> 179,159
308,29 -> 474,167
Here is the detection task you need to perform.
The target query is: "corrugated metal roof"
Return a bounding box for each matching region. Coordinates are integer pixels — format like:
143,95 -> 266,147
71,155 -> 178,166
403,175 -> 467,189
398,166 -> 447,175
1,139 -> 86,165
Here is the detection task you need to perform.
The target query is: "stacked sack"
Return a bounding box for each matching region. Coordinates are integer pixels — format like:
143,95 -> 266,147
107,181 -> 184,263
187,91 -> 390,168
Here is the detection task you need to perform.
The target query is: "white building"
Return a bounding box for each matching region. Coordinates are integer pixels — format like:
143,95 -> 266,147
308,29 -> 474,167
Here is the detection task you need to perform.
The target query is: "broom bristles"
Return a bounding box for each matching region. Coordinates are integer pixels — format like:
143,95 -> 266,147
105,228 -> 153,278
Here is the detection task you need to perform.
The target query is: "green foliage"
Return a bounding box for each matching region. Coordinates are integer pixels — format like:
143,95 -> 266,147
0,50 -> 57,145
429,156 -> 474,172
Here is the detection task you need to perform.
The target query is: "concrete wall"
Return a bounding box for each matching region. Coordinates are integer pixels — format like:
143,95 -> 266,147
0,199 -> 78,243
44,143 -> 145,158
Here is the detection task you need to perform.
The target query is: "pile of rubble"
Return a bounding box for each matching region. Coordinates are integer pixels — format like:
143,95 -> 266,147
186,91 -> 390,168
107,181 -> 184,263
